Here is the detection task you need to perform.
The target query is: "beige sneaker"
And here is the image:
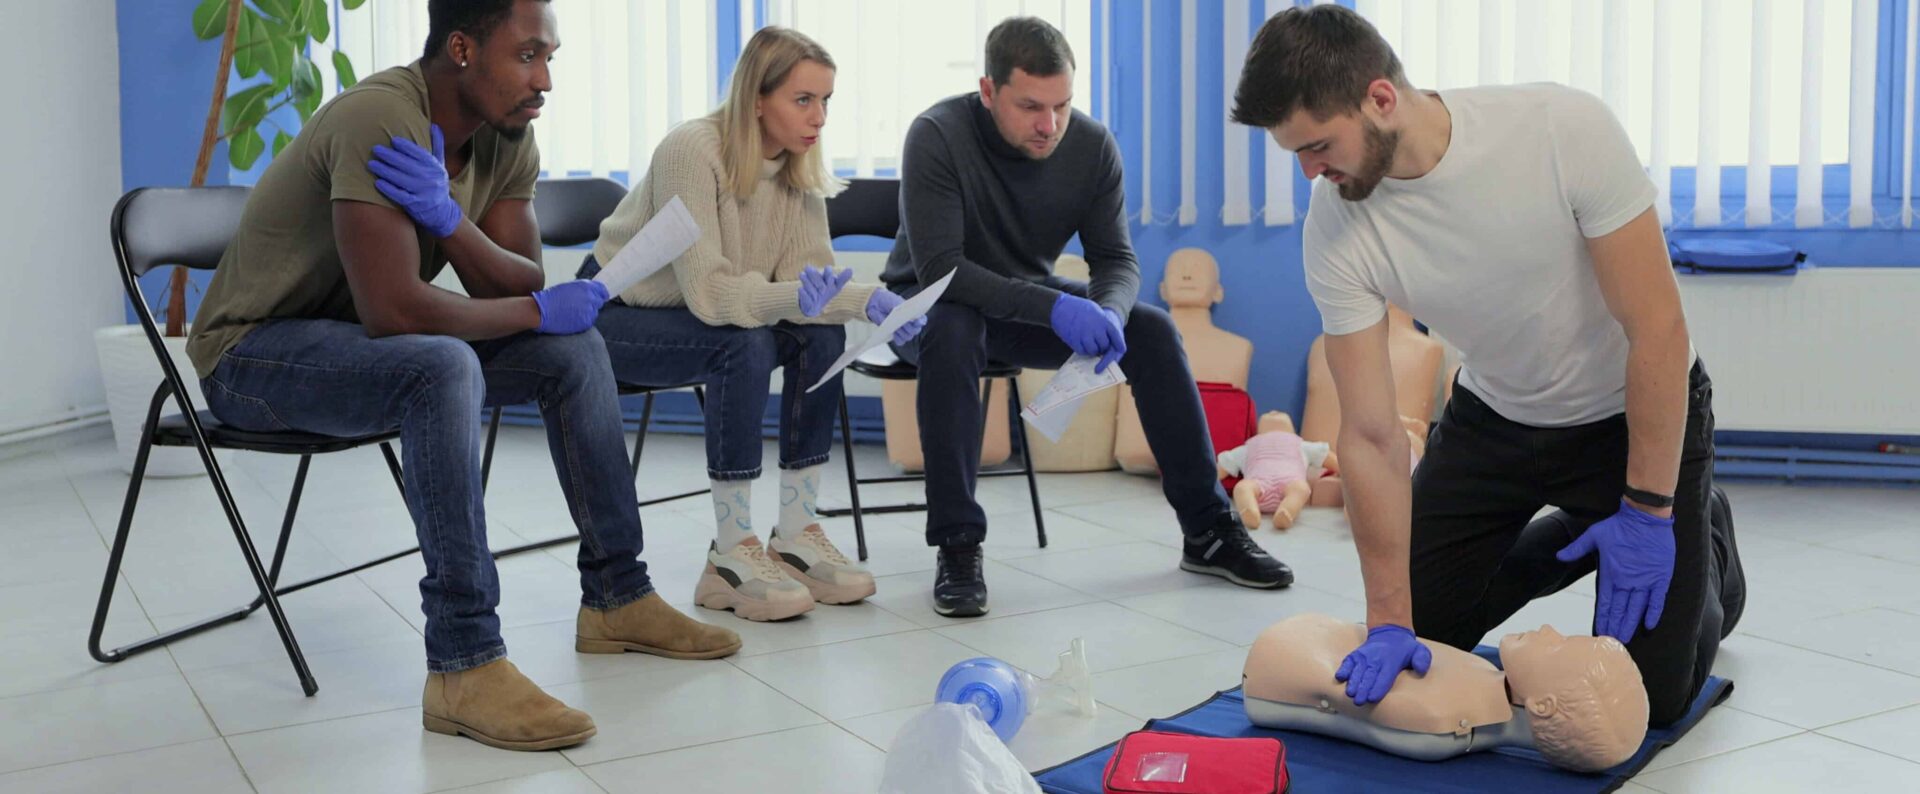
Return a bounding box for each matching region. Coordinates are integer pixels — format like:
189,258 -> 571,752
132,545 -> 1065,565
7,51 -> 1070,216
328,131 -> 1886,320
693,538 -> 815,621
770,525 -> 877,604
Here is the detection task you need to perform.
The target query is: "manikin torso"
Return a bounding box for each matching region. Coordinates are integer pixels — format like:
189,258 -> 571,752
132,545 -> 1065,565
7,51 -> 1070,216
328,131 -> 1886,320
1299,304 -> 1446,448
1115,249 -> 1250,473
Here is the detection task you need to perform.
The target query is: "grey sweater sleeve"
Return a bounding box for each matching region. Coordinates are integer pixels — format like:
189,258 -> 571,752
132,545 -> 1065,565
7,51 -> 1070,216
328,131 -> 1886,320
1077,129 -> 1141,322
899,118 -> 1063,325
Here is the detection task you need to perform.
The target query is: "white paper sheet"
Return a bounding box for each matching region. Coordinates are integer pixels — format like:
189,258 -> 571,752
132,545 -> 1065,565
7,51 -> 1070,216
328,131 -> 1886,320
591,196 -> 700,296
806,269 -> 957,393
1018,355 -> 1127,442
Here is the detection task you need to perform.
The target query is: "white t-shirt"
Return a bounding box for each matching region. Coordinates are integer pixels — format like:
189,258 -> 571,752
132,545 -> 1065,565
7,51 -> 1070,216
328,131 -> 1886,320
1302,83 -> 1664,428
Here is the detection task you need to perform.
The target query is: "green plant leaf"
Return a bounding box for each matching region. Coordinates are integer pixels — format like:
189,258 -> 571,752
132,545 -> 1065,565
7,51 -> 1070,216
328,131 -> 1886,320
342,0 -> 367,10
234,10 -> 264,78
291,54 -> 319,99
220,83 -> 276,135
265,34 -> 296,90
295,58 -> 324,121
272,130 -> 294,158
305,0 -> 329,43
253,0 -> 294,24
332,50 -> 357,89
191,0 -> 229,40
229,128 -> 266,171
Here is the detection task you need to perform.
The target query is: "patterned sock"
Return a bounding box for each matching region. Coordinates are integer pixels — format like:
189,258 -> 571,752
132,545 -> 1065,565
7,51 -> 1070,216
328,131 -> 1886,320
775,465 -> 823,538
711,479 -> 755,551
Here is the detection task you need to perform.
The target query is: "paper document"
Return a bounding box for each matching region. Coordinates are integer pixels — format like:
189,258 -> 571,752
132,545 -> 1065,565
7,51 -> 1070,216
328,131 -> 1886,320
807,270 -> 957,392
591,196 -> 700,296
1019,355 -> 1127,442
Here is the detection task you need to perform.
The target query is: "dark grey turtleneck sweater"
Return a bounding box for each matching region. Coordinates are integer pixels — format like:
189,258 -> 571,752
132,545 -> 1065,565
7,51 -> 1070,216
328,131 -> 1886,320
882,93 -> 1139,325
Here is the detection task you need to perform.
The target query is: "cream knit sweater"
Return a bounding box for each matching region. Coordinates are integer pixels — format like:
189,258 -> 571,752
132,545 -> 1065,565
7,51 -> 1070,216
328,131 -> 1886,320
593,117 -> 876,327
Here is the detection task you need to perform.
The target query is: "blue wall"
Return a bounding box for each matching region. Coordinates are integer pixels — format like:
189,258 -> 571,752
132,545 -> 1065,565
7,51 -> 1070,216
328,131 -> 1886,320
1111,0 -> 1321,418
117,0 -> 227,324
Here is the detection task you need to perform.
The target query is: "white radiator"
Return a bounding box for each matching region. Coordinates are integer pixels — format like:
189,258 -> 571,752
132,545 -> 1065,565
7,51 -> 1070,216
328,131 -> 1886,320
1678,268 -> 1920,435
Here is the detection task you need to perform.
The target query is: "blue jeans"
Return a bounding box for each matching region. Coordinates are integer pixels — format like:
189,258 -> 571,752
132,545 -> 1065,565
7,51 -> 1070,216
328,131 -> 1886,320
591,304 -> 845,481
893,277 -> 1236,546
201,319 -> 655,673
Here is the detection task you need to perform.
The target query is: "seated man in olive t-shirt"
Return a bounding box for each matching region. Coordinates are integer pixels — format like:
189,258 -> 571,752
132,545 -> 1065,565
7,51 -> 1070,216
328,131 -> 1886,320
186,0 -> 737,751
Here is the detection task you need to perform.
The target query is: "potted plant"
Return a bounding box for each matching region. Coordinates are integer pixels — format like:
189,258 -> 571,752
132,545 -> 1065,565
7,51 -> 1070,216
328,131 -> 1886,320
95,0 -> 365,475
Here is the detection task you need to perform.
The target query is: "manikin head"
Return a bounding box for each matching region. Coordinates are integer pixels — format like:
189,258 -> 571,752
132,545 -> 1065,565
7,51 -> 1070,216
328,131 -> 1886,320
1230,4 -> 1410,201
423,0 -> 558,142
1160,248 -> 1225,309
1258,411 -> 1296,436
978,17 -> 1076,160
1501,625 -> 1649,772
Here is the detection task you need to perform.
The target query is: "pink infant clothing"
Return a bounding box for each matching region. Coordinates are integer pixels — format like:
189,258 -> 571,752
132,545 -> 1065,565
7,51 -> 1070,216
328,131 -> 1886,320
1243,432 -> 1309,512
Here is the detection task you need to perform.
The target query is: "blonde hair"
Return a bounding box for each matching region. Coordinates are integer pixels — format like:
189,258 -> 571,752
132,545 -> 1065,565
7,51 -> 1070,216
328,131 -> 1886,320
713,26 -> 842,199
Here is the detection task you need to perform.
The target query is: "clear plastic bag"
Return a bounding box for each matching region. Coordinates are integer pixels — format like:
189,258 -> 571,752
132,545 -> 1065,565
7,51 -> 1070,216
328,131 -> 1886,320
879,703 -> 1041,794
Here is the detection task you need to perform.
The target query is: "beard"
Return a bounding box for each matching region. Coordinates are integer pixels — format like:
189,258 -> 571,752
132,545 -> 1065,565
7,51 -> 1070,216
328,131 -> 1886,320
492,120 -> 531,142
1335,119 -> 1400,201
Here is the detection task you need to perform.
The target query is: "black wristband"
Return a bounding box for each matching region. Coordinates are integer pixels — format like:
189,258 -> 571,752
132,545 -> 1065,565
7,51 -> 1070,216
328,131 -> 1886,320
1623,486 -> 1675,509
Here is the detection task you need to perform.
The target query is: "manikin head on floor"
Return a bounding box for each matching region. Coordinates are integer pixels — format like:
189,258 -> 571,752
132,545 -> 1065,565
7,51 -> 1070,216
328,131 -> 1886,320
1500,625 -> 1649,771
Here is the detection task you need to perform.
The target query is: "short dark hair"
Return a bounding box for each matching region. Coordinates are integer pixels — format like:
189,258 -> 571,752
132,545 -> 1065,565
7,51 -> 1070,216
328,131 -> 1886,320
422,0 -> 549,61
1230,4 -> 1407,128
985,16 -> 1076,88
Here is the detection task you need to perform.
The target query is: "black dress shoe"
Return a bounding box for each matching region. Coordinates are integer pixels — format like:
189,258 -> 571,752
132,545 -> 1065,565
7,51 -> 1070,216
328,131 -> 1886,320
933,543 -> 989,618
1180,521 -> 1294,589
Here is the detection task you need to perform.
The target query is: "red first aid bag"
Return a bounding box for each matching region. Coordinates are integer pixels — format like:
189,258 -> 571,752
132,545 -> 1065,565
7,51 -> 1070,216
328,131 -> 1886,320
1101,730 -> 1289,794
1197,382 -> 1259,491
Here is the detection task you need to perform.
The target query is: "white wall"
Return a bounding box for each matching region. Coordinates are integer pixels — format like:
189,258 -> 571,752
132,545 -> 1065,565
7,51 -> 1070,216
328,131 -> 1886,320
0,3 -> 125,439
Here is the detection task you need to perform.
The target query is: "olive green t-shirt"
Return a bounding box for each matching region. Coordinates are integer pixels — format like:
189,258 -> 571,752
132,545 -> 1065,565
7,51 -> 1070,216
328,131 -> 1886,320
186,61 -> 540,378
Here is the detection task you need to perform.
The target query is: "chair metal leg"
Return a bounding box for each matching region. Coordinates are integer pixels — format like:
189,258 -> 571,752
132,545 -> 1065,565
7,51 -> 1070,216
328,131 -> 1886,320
837,390 -> 868,561
246,454 -> 311,611
631,393 -> 655,479
480,406 -> 503,489
90,384 -> 319,696
1006,377 -> 1047,549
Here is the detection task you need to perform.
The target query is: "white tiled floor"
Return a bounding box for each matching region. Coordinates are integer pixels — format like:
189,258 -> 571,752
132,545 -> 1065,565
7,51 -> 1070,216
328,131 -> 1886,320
4,426 -> 1920,792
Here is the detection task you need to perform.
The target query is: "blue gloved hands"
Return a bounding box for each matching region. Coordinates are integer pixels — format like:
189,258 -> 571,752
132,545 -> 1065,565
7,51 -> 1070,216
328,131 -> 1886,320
797,266 -> 853,317
531,279 -> 610,335
1050,294 -> 1128,373
1335,625 -> 1432,706
1556,499 -> 1676,644
369,124 -> 463,239
865,289 -> 926,345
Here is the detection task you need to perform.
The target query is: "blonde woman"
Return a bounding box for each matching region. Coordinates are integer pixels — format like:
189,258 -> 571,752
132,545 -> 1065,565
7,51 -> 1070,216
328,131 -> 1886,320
586,27 -> 922,622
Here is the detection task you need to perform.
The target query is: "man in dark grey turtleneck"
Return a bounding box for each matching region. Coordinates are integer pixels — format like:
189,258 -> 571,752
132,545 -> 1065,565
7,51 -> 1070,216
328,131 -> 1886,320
883,16 -> 1295,618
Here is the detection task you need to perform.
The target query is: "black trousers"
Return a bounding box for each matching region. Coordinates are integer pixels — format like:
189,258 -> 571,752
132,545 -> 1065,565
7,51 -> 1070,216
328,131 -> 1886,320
893,277 -> 1236,546
1410,359 -> 1742,726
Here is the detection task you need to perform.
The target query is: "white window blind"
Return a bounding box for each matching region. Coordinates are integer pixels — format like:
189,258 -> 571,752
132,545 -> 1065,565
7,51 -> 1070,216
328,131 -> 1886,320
1356,0 -> 1888,230
335,0 -> 714,180
786,1 -> 1094,177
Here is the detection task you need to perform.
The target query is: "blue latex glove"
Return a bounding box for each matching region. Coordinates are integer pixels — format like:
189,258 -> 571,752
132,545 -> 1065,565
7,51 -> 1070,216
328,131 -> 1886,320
1097,307 -> 1128,374
1050,294 -> 1126,372
368,124 -> 462,239
797,266 -> 853,317
531,279 -> 610,335
1556,499 -> 1676,644
1335,625 -> 1432,706
865,289 -> 927,346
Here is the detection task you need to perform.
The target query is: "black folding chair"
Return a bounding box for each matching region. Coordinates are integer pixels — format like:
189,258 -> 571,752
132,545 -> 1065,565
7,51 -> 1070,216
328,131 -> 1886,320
476,177 -> 708,566
89,186 -> 410,696
817,178 -> 1047,561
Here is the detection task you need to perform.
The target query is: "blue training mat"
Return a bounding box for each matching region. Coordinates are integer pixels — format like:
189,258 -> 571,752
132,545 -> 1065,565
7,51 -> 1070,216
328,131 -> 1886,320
1034,647 -> 1733,794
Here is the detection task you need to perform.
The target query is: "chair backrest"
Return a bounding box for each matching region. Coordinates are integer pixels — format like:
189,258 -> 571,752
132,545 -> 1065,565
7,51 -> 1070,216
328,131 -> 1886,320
825,178 -> 901,240
533,177 -> 628,248
111,186 -> 253,280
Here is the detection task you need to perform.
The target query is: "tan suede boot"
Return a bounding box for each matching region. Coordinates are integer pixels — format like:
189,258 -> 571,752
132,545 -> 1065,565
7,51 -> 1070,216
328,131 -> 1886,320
422,658 -> 595,751
576,592 -> 743,659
